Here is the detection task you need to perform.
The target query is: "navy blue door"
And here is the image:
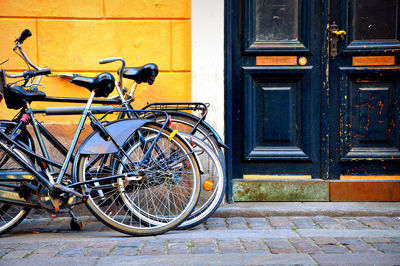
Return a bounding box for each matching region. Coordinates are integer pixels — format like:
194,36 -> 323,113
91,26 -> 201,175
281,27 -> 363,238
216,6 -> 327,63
225,0 -> 400,199
327,0 -> 400,178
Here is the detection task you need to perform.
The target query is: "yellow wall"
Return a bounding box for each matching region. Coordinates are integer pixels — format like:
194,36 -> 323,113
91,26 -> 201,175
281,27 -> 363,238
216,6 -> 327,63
0,0 -> 191,122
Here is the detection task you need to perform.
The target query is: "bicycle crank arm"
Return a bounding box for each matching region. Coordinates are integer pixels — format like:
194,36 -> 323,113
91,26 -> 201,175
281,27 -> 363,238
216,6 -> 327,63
52,182 -> 85,198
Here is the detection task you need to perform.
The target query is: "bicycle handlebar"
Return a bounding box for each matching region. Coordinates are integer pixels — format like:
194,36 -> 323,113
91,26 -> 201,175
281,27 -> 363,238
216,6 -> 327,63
23,69 -> 51,78
99,57 -> 125,65
6,69 -> 51,79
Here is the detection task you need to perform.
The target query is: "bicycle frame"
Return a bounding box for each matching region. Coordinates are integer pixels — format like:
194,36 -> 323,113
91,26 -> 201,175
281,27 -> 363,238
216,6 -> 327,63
1,39 -> 199,205
0,89 -> 174,207
0,29 -> 205,236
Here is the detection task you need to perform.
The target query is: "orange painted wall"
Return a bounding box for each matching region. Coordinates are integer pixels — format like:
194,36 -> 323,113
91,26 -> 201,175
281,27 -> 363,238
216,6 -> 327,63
0,0 -> 191,122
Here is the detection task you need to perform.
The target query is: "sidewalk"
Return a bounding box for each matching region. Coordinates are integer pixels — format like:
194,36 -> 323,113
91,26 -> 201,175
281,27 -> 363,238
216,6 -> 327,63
214,202 -> 400,217
0,202 -> 400,265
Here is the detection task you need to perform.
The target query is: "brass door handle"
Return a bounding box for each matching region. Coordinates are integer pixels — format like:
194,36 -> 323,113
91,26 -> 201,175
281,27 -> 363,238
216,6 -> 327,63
329,22 -> 346,58
331,30 -> 347,37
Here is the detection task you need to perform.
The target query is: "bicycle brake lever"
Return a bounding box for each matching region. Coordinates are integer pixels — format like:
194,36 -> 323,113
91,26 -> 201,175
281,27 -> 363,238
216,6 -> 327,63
27,83 -> 45,91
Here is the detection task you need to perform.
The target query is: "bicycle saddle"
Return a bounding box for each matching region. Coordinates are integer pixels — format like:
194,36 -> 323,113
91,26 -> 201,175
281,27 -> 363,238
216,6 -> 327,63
4,85 -> 46,109
118,63 -> 158,85
71,72 -> 115,98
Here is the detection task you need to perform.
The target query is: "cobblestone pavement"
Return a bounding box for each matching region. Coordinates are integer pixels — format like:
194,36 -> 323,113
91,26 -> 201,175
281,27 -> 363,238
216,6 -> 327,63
1,216 -> 400,265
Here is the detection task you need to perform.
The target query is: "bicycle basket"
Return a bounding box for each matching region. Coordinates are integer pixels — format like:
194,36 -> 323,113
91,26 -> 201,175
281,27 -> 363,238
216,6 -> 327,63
0,69 -> 5,103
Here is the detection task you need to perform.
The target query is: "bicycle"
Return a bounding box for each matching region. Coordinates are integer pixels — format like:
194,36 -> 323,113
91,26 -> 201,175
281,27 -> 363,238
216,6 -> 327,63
0,29 -> 201,236
4,29 -> 226,230
57,57 -> 226,230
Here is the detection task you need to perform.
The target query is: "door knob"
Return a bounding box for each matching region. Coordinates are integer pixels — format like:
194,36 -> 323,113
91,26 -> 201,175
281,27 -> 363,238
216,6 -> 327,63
329,22 -> 346,58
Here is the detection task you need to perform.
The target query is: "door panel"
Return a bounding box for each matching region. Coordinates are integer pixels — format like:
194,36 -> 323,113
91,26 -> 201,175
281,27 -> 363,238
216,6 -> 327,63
339,69 -> 400,161
243,66 -> 312,160
352,0 -> 398,40
255,0 -> 298,41
244,0 -> 310,52
340,0 -> 400,52
329,0 -> 400,178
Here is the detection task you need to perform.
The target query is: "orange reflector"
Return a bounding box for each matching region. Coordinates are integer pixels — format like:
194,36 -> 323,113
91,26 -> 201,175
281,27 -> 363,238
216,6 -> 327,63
203,179 -> 214,191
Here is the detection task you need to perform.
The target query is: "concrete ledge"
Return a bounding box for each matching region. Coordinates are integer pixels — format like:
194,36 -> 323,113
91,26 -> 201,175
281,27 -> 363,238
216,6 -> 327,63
26,202 -> 400,221
214,202 -> 400,217
233,179 -> 329,201
97,254 -> 315,265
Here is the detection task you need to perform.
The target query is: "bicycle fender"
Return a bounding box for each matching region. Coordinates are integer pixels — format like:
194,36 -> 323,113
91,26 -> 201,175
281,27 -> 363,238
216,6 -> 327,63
167,111 -> 229,150
79,119 -> 149,155
198,119 -> 229,150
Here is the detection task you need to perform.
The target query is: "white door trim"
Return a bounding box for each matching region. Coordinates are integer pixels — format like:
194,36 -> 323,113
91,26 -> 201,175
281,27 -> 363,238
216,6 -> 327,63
191,0 -> 225,138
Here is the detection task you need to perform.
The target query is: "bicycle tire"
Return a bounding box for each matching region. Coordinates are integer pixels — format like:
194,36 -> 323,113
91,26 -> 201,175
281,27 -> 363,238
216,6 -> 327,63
0,146 -> 31,234
76,122 -> 201,236
176,132 -> 225,230
114,130 -> 224,229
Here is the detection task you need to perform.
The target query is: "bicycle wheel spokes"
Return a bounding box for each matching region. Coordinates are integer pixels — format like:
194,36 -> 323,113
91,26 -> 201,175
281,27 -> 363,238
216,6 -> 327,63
78,123 -> 200,236
118,125 -> 196,225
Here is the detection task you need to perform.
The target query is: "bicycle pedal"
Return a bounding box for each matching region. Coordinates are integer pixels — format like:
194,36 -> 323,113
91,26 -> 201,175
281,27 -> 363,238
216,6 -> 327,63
49,195 -> 61,213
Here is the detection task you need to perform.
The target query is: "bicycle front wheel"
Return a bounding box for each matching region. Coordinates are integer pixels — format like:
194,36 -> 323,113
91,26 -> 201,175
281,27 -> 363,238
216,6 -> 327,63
0,147 -> 31,234
77,122 -> 201,236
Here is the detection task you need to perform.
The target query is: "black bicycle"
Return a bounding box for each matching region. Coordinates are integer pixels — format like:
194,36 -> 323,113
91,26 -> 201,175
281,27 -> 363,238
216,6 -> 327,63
2,29 -> 226,231
57,57 -> 226,230
0,29 -> 201,236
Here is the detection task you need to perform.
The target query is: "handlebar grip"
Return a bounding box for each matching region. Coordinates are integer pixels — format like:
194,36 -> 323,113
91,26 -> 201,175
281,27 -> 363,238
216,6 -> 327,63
99,57 -> 124,64
23,69 -> 51,79
18,29 -> 32,44
35,68 -> 51,76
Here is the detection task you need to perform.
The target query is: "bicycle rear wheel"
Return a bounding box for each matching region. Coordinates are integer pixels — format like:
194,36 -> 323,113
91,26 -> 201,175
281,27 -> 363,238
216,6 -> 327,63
77,123 -> 201,236
176,132 -> 224,230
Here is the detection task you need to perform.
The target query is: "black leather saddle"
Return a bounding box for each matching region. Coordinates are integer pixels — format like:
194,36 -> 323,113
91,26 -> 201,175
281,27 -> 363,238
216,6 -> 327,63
71,72 -> 115,98
4,85 -> 46,109
119,63 -> 158,85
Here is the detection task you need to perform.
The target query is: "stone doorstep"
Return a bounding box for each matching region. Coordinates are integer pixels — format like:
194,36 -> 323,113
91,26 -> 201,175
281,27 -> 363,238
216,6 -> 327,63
233,179 -> 400,202
233,179 -> 330,202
